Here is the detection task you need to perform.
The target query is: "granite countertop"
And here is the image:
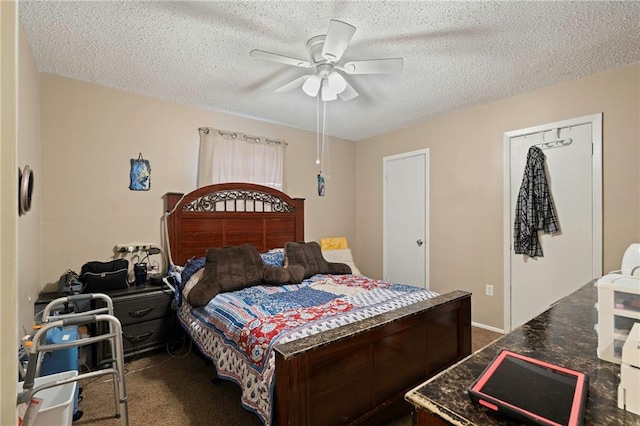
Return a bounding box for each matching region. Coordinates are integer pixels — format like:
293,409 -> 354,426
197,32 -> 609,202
406,281 -> 640,425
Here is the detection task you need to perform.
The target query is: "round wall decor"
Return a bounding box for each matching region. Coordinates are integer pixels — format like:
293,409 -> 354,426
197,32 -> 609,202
18,165 -> 34,216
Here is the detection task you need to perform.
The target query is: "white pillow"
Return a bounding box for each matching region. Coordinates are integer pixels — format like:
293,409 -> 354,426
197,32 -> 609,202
321,248 -> 362,275
182,268 -> 204,301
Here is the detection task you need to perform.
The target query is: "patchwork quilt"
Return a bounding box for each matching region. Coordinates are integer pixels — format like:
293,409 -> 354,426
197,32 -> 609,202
178,273 -> 438,425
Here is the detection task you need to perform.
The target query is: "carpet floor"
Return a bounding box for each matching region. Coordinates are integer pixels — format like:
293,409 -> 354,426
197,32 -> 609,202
74,326 -> 502,425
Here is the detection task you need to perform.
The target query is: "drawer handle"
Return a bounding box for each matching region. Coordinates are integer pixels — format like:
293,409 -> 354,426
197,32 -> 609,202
128,307 -> 154,318
126,331 -> 154,342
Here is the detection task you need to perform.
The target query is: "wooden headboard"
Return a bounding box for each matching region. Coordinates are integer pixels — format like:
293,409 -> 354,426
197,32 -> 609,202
164,183 -> 305,265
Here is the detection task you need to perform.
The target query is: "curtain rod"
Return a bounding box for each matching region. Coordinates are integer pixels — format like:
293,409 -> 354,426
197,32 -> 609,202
198,127 -> 285,145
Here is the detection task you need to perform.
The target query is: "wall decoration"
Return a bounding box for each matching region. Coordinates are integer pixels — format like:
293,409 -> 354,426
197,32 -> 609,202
317,171 -> 325,196
129,153 -> 151,191
18,165 -> 34,216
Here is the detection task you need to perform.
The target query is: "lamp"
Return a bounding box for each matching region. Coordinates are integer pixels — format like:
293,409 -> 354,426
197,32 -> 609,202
321,79 -> 338,101
304,70 -> 347,101
302,75 -> 322,97
327,71 -> 347,94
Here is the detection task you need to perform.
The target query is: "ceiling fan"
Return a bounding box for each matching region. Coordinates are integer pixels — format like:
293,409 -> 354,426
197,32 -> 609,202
250,20 -> 403,102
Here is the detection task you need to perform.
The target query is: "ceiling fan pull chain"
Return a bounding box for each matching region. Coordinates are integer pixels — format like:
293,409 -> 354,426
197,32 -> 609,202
316,95 -> 321,165
321,101 -> 327,166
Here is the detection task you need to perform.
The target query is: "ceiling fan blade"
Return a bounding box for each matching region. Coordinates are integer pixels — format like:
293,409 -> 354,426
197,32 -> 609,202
338,79 -> 359,101
250,49 -> 312,68
341,58 -> 403,75
274,75 -> 311,93
321,20 -> 356,62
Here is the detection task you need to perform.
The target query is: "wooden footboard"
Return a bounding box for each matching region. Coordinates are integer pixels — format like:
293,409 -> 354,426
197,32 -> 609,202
273,291 -> 472,425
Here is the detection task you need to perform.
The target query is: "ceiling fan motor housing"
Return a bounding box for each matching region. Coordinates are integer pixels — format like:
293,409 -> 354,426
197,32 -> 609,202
306,35 -> 330,65
307,35 -> 340,79
315,64 -> 334,78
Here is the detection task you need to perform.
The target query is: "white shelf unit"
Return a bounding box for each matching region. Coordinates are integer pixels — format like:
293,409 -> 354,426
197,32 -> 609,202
596,275 -> 640,364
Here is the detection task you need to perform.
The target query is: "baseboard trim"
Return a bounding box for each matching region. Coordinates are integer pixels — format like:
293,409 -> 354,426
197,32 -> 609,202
472,321 -> 505,334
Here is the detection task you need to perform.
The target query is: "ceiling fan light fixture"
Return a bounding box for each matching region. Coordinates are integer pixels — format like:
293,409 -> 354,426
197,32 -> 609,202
321,79 -> 338,101
302,75 -> 322,97
327,71 -> 347,94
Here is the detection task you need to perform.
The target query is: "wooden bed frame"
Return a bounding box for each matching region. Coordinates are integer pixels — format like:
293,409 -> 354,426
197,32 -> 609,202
165,183 -> 471,426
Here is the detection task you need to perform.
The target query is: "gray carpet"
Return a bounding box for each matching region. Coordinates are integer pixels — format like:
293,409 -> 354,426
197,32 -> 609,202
75,327 -> 502,425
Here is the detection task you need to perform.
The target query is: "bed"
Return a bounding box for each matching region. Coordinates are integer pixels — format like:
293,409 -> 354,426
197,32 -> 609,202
164,183 -> 471,426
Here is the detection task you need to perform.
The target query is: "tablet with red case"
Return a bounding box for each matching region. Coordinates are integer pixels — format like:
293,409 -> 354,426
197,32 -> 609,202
468,350 -> 588,426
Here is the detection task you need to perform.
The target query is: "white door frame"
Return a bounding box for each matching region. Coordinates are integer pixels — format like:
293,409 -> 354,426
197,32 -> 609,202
502,113 -> 602,332
383,148 -> 430,288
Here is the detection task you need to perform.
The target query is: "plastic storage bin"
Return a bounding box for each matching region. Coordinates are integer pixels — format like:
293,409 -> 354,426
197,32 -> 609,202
596,274 -> 640,363
17,370 -> 77,426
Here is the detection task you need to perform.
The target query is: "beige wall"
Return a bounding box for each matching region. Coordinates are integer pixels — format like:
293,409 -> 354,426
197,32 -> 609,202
39,74 -> 356,283
17,22 -> 42,336
355,63 -> 640,329
1,2 -> 18,423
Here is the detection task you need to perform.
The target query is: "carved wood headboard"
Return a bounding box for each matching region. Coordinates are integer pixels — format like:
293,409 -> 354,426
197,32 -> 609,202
164,183 -> 305,265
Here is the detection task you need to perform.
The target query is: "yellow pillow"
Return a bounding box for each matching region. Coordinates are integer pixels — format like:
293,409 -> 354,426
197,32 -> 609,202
320,237 -> 348,250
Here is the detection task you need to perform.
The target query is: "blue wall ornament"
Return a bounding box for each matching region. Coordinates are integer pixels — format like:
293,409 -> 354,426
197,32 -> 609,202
129,153 -> 151,191
317,171 -> 325,196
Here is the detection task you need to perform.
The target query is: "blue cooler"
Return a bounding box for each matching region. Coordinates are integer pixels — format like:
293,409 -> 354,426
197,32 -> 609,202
39,326 -> 80,419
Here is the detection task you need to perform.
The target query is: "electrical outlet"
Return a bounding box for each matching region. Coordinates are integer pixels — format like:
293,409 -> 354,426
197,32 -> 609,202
115,244 -> 137,253
134,243 -> 151,251
486,284 -> 494,296
115,243 -> 158,253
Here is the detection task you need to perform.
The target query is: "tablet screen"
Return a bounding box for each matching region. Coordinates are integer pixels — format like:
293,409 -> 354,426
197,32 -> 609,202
468,351 -> 588,426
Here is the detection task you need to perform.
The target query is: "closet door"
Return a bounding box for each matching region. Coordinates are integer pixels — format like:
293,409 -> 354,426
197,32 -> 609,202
383,149 -> 429,288
504,114 -> 602,330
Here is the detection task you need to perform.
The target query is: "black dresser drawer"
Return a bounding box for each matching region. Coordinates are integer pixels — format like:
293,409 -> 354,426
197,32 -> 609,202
114,292 -> 171,326
95,283 -> 179,367
121,317 -> 172,353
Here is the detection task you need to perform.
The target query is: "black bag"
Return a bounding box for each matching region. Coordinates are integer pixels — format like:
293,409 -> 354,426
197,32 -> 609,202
58,269 -> 83,296
81,259 -> 129,293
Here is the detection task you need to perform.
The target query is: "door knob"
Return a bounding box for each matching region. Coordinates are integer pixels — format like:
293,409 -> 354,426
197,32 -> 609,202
416,239 -> 424,246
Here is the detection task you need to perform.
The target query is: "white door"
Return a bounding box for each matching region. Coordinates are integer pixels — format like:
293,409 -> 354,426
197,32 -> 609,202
383,149 -> 429,288
504,114 -> 602,331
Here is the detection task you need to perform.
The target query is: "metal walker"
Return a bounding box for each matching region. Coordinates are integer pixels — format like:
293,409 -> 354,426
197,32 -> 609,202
17,293 -> 129,425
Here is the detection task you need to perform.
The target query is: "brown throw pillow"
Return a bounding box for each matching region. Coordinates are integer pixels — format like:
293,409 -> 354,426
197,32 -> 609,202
187,243 -> 264,307
263,264 -> 305,285
284,241 -> 352,279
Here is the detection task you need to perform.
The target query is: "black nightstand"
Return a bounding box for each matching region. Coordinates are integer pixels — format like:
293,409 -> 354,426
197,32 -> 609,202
95,283 -> 180,367
35,283 -> 182,369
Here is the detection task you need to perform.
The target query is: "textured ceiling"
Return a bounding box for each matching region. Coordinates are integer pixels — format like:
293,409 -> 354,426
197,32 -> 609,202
19,1 -> 640,141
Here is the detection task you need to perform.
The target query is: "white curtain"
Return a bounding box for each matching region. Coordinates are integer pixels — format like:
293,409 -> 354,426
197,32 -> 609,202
197,128 -> 284,190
